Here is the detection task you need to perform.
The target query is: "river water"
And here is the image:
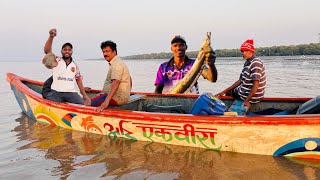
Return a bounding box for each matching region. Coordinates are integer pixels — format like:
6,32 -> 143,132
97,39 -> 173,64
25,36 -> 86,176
1,56 -> 320,179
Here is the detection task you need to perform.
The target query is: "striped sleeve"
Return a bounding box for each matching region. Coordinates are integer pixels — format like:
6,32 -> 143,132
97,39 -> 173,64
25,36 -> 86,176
250,60 -> 263,80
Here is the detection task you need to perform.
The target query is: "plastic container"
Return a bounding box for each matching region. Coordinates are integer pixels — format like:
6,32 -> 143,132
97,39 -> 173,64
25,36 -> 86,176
189,93 -> 227,115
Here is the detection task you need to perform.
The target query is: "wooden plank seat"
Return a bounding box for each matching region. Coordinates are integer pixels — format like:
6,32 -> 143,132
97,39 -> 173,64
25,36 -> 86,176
111,94 -> 146,111
127,94 -> 146,103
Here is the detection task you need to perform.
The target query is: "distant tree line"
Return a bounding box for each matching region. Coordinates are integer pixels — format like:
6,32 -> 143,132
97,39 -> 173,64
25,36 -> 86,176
123,43 -> 320,59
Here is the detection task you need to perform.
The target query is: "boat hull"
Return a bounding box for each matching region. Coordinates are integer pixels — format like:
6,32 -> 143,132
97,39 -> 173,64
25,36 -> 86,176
7,73 -> 320,158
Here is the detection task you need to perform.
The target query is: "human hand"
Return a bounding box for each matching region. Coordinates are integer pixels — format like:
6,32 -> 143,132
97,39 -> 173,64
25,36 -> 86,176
204,47 -> 216,66
49,29 -> 57,37
96,102 -> 109,112
84,96 -> 91,106
242,101 -> 250,111
84,87 -> 91,93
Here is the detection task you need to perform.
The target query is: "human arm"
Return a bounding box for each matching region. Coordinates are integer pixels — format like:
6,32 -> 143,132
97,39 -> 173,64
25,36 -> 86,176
154,84 -> 164,94
242,80 -> 259,109
96,79 -> 121,112
44,29 -> 57,54
154,64 -> 165,94
215,80 -> 241,98
201,48 -> 217,82
76,78 -> 91,106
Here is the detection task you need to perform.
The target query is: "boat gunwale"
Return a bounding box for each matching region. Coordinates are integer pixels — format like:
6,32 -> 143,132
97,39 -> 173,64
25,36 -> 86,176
7,72 -> 320,125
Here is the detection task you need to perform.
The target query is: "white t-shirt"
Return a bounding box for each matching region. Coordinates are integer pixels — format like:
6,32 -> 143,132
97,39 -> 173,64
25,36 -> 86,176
51,57 -> 81,92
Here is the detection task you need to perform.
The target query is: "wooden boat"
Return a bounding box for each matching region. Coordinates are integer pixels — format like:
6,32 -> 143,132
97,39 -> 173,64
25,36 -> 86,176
7,73 -> 320,159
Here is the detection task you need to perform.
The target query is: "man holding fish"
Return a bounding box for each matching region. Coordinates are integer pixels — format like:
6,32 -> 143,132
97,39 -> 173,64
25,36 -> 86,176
154,35 -> 217,94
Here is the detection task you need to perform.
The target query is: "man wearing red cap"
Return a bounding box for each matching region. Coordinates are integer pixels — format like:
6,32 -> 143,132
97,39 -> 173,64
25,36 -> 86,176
154,35 -> 218,94
216,39 -> 266,110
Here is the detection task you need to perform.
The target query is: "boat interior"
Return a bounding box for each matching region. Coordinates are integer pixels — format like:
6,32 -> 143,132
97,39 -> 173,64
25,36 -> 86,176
23,81 -> 320,116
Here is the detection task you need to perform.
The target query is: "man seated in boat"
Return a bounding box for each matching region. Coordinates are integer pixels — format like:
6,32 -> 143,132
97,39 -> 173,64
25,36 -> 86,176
154,35 -> 217,94
89,41 -> 131,112
215,39 -> 266,110
42,28 -> 91,105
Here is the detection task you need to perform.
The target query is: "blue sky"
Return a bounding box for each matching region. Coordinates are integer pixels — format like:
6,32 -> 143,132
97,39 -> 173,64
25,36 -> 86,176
0,0 -> 319,61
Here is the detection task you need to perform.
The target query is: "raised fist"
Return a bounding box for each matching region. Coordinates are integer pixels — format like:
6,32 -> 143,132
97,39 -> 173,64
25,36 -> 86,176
49,29 -> 57,37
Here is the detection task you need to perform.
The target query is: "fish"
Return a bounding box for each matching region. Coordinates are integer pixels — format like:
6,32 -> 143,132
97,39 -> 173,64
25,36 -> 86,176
169,32 -> 212,94
42,52 -> 57,69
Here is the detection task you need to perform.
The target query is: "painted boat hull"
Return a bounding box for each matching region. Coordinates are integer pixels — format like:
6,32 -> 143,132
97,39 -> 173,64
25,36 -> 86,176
7,73 -> 320,159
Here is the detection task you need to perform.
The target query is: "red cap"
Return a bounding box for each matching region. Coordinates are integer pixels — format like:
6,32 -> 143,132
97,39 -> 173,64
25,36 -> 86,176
240,39 -> 254,52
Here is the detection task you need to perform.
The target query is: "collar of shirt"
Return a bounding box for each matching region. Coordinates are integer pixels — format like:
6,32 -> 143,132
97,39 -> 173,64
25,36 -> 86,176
108,55 -> 119,65
167,56 -> 192,68
245,55 -> 256,66
58,56 -> 73,66
62,56 -> 73,61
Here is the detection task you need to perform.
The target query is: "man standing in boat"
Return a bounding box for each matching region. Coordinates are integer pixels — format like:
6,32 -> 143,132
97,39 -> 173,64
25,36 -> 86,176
90,41 -> 131,112
215,39 -> 266,110
42,28 -> 91,105
154,35 -> 217,94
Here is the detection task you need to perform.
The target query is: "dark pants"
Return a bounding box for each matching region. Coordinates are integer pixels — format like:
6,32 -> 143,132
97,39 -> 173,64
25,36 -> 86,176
91,93 -> 118,107
46,90 -> 85,105
42,76 -> 53,99
226,89 -> 241,100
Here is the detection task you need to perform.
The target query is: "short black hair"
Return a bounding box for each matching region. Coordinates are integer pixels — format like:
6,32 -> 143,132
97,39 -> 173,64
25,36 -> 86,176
62,42 -> 73,49
100,40 -> 117,54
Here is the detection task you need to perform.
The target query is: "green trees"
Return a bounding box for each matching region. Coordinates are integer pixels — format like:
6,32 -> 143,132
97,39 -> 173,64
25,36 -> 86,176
123,43 -> 320,59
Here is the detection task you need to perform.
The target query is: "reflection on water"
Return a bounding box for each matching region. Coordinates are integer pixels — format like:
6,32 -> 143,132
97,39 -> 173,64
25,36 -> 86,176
8,115 -> 320,179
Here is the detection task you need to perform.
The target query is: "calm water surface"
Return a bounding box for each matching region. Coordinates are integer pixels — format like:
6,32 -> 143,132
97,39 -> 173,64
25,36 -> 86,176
1,57 -> 320,179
